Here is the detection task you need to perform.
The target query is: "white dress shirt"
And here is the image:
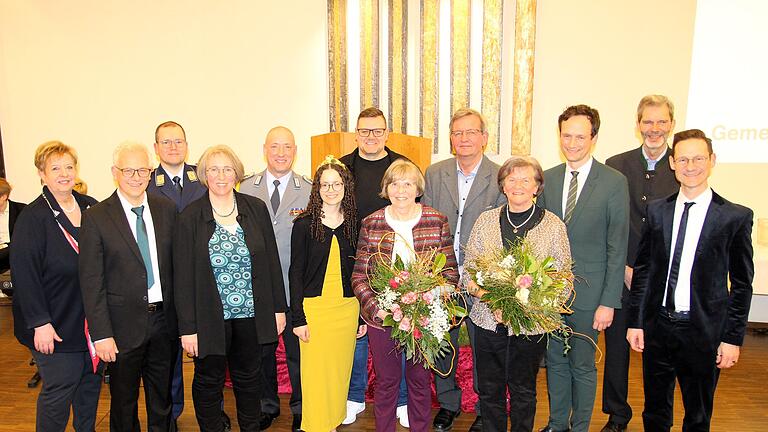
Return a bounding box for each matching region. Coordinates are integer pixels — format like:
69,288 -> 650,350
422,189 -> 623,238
266,171 -> 292,201
455,158 -> 482,269
561,157 -> 594,216
663,188 -> 713,312
116,190 -> 164,303
163,165 -> 185,188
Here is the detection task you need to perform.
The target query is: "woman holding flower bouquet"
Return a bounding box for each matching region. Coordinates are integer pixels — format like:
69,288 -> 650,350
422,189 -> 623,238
352,159 -> 459,432
463,156 -> 572,432
289,156 -> 362,432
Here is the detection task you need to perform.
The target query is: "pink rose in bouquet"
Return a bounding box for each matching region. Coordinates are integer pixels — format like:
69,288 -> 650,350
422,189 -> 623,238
421,291 -> 434,304
418,316 -> 430,327
401,291 -> 419,305
389,278 -> 399,289
515,273 -> 533,289
392,308 -> 404,322
399,317 -> 412,331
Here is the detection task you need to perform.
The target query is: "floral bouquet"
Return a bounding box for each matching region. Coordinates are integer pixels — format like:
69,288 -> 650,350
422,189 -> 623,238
369,248 -> 466,370
467,238 -> 574,336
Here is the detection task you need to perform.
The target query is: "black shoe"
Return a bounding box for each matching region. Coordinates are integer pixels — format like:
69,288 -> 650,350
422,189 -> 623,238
292,414 -> 303,431
469,416 -> 483,432
539,426 -> 571,432
222,410 -> 232,432
600,420 -> 627,432
260,411 -> 279,430
433,408 -> 460,431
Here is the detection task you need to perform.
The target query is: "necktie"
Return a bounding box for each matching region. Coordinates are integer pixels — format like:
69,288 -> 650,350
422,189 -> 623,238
270,180 -> 281,213
131,206 -> 155,289
564,171 -> 579,224
172,176 -> 183,194
665,201 -> 695,312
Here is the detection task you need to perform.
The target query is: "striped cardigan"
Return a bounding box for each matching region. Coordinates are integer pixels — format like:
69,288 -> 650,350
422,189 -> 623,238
352,205 -> 459,328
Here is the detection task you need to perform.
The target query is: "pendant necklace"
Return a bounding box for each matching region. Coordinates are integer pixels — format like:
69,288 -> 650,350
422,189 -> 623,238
213,196 -> 237,218
506,205 -> 535,233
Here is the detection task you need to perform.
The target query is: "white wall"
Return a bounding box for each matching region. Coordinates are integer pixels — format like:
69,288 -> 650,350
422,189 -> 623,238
0,1 -> 328,202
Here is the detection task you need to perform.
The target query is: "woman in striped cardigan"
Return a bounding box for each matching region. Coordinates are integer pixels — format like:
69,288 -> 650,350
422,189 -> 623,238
352,159 -> 459,432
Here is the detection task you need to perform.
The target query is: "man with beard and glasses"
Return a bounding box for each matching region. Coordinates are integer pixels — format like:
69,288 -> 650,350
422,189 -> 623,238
600,95 -> 680,432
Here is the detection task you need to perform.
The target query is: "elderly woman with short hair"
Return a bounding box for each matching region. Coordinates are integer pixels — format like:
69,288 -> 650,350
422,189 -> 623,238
174,145 -> 287,432
352,159 -> 459,432
11,141 -> 101,431
463,156 -> 572,432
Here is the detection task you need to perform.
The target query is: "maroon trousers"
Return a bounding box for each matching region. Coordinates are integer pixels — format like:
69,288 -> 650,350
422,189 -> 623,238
368,326 -> 432,432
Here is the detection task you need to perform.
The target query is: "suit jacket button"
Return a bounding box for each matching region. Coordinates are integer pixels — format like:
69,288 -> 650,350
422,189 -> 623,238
641,195 -> 647,201
143,295 -> 148,301
645,173 -> 650,179
642,217 -> 646,222
273,221 -> 277,225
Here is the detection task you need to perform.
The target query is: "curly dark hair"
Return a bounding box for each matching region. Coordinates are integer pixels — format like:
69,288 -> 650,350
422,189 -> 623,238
300,162 -> 358,246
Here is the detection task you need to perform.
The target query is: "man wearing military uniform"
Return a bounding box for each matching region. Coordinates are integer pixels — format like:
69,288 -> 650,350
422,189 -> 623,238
240,126 -> 310,432
147,121 -> 209,430
600,96 -> 680,432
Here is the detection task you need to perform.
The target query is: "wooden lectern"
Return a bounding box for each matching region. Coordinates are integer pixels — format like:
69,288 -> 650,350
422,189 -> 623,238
310,132 -> 432,176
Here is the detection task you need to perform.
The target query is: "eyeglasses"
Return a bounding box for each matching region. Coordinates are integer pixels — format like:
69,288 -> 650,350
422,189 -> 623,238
673,156 -> 709,166
116,167 -> 153,178
320,182 -> 344,192
450,129 -> 483,139
357,128 -> 386,137
206,167 -> 237,177
505,176 -> 534,187
560,133 -> 590,143
157,139 -> 186,147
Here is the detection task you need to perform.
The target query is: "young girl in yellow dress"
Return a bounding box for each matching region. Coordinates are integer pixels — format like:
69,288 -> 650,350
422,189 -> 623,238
289,156 -> 365,431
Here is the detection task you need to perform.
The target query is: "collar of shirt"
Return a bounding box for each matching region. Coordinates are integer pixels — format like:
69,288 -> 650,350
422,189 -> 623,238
265,170 -> 292,199
561,157 -> 593,212
676,186 -> 713,209
162,165 -> 185,187
642,146 -> 666,170
456,158 -> 482,180
116,189 -> 148,216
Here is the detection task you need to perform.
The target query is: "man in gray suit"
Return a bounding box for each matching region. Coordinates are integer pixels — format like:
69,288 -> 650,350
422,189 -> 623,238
240,126 -> 310,432
422,108 -> 506,432
537,105 -> 629,432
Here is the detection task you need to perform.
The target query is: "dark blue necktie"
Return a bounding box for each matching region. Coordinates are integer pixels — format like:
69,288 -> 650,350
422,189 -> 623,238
131,206 -> 155,289
666,202 -> 695,312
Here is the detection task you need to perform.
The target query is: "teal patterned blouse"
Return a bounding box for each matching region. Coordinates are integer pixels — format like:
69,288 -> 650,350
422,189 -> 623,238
208,222 -> 254,319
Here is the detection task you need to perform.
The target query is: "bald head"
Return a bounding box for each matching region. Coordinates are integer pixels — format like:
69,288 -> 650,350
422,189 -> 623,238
263,126 -> 297,177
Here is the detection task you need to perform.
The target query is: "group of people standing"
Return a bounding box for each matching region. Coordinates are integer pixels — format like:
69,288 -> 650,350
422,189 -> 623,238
7,94 -> 753,432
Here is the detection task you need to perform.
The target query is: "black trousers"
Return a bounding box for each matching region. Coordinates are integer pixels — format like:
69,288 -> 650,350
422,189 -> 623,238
260,309 -> 302,415
31,349 -> 103,432
108,308 -> 177,432
601,285 -> 632,424
193,318 -> 262,432
642,314 -> 719,432
475,325 -> 547,432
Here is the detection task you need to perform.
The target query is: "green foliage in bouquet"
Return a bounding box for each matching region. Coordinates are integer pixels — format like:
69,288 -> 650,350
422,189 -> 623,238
369,248 -> 466,372
467,238 -> 574,336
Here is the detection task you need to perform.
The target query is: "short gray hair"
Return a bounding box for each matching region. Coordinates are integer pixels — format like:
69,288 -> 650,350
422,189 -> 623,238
113,141 -> 153,166
497,156 -> 545,196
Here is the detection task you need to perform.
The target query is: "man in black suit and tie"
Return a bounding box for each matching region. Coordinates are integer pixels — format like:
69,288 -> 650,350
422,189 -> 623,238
80,142 -> 179,432
146,120 -> 208,428
601,95 -> 680,432
627,129 -> 754,432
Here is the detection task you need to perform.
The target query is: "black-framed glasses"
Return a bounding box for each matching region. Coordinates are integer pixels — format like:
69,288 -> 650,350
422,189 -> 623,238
320,182 -> 344,191
116,167 -> 154,178
158,139 -> 186,147
357,128 -> 386,137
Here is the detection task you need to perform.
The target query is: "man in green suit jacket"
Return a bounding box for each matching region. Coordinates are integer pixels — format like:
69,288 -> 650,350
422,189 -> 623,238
536,105 -> 629,432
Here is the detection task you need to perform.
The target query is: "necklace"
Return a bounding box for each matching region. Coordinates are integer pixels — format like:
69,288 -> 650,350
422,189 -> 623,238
506,205 -> 535,234
59,198 -> 77,214
212,196 -> 237,218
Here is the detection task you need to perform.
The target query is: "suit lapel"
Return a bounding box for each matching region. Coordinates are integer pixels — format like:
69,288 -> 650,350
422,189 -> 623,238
180,164 -> 202,209
464,156 -> 492,210
154,166 -> 180,205
545,164 -> 566,219
694,192 -> 723,259
661,194 -> 677,262
106,193 -> 144,264
441,164 -> 460,210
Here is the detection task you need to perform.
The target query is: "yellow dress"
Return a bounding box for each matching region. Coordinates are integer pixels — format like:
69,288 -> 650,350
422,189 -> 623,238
300,235 -> 360,431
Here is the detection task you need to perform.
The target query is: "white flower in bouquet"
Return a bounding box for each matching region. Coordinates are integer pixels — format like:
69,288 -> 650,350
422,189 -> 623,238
377,287 -> 400,311
475,271 -> 485,287
427,301 -> 450,339
500,254 -> 516,269
515,287 -> 530,305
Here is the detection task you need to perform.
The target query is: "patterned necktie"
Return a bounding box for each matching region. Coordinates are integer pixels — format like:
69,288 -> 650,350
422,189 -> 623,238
270,179 -> 281,213
172,176 -> 183,194
131,206 -> 155,289
666,201 -> 695,312
564,171 -> 579,224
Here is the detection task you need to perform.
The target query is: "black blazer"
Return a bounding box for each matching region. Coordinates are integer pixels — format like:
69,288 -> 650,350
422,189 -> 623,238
79,191 -> 178,352
627,191 -> 754,351
11,188 -> 96,352
0,200 -> 27,272
174,191 -> 287,358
